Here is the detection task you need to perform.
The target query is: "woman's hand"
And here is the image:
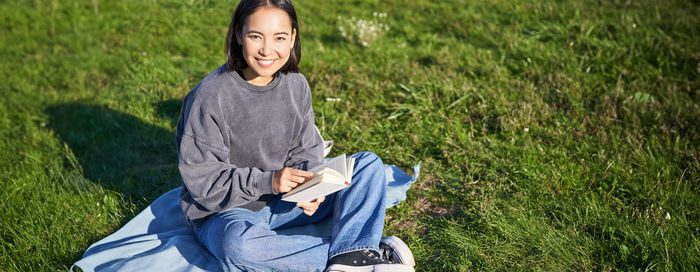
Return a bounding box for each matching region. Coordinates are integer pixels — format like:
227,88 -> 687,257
297,197 -> 325,216
273,167 -> 314,193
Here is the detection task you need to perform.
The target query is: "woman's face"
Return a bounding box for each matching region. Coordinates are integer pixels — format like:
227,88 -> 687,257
238,6 -> 296,86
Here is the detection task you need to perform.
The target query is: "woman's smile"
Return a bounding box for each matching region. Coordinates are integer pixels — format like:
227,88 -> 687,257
255,58 -> 276,67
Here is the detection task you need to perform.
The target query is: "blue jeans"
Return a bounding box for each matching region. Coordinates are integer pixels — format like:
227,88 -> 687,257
196,152 -> 387,272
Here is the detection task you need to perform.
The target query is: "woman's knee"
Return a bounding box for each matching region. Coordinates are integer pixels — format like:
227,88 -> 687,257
351,151 -> 386,189
353,151 -> 383,170
211,221 -> 266,265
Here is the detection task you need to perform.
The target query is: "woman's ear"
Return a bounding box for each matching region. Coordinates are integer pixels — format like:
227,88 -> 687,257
290,28 -> 296,48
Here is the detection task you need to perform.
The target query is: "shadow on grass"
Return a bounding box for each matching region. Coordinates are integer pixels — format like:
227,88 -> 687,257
156,98 -> 184,128
45,102 -> 182,208
47,100 -> 224,270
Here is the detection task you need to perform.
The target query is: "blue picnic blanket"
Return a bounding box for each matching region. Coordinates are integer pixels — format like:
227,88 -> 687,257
72,163 -> 419,272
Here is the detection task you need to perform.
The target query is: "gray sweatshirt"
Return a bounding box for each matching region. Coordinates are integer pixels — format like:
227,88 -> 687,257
176,65 -> 324,226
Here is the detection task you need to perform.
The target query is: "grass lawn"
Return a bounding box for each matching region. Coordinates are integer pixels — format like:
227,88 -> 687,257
1,0 -> 698,271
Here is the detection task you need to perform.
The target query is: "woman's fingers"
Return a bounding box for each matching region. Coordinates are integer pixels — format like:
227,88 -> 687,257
288,174 -> 307,184
297,199 -> 322,216
299,204 -> 315,216
304,209 -> 317,216
286,168 -> 312,180
274,168 -> 315,193
283,168 -> 314,189
296,201 -> 316,209
289,168 -> 314,177
285,168 -> 313,179
282,175 -> 305,191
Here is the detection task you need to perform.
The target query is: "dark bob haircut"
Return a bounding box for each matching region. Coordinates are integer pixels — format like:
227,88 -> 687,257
225,0 -> 301,73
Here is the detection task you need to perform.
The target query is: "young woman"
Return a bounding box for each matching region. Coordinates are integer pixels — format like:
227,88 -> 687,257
175,0 -> 415,271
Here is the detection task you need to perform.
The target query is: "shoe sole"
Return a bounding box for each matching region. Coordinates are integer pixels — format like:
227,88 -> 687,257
381,236 -> 416,267
326,263 -> 415,272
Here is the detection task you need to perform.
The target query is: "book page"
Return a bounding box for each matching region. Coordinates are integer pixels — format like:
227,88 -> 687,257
281,180 -> 347,202
282,175 -> 323,198
308,154 -> 347,176
282,154 -> 352,202
346,157 -> 355,182
284,168 -> 344,198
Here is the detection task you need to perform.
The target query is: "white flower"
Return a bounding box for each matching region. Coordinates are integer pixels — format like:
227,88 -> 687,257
336,12 -> 390,48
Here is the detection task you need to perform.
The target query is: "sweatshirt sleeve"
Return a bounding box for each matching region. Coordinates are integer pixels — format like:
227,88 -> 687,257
284,79 -> 324,170
177,89 -> 275,223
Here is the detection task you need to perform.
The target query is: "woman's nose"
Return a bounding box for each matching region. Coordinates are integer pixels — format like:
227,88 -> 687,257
259,39 -> 272,56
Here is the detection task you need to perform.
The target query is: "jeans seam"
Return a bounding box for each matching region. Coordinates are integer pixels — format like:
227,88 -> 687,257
225,260 -> 265,272
329,245 -> 381,259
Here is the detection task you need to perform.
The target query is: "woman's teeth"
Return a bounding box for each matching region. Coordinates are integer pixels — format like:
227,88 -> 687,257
257,59 -> 274,66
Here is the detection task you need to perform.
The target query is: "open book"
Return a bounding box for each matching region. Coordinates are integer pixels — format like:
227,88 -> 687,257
281,154 -> 354,202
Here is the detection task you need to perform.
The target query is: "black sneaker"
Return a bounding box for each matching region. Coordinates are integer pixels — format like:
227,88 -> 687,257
379,236 -> 416,267
326,249 -> 414,272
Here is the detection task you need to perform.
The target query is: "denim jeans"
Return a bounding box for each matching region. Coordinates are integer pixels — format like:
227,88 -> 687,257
196,152 -> 387,272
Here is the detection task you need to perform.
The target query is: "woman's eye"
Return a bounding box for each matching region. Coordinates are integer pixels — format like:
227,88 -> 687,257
276,37 -> 286,41
249,35 -> 261,40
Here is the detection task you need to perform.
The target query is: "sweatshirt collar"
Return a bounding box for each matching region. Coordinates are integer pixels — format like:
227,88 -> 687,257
228,67 -> 282,93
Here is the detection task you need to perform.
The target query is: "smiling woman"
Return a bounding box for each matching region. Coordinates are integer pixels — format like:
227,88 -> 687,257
237,7 -> 297,85
225,0 -> 301,86
170,0 -> 416,271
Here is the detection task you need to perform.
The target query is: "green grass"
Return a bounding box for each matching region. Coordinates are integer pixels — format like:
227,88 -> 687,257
1,0 -> 698,271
